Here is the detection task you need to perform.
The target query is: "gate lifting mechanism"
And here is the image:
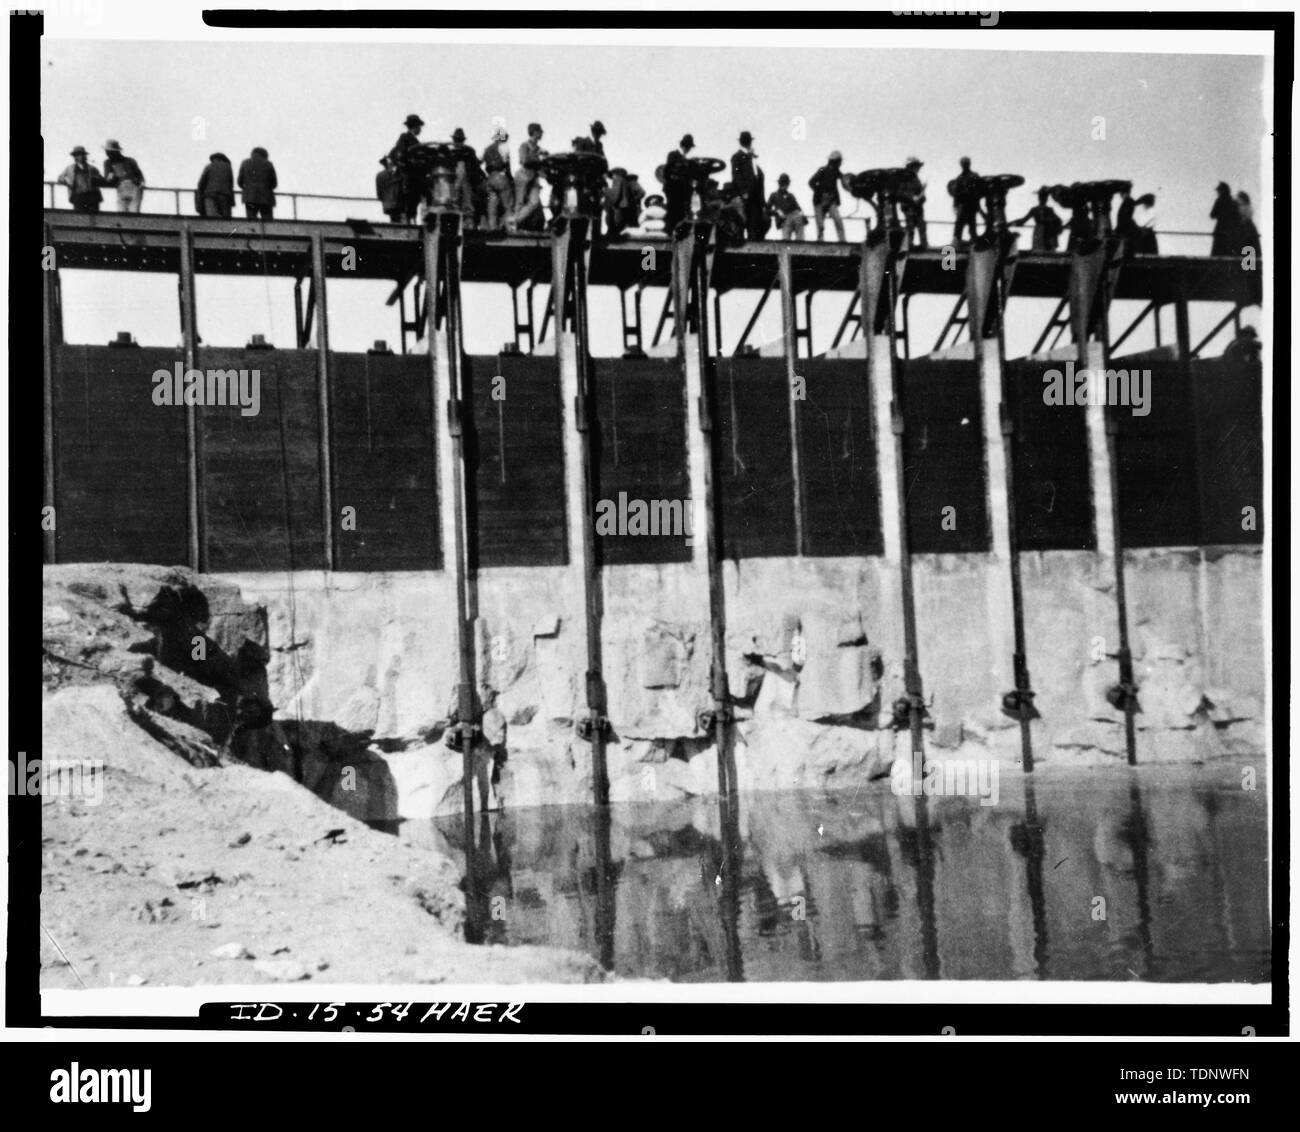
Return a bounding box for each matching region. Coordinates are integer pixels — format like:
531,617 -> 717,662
1069,178 -> 1143,764
972,173 -> 1044,767
850,167 -> 934,747
674,155 -> 739,800
544,150 -> 616,805
412,141 -> 483,820
666,155 -> 748,246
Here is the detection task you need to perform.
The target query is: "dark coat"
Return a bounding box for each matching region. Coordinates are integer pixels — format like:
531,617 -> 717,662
376,166 -> 402,213
730,148 -> 764,201
1014,203 -> 1062,251
390,130 -> 422,166
237,154 -> 278,208
196,157 -> 235,211
1210,192 -> 1241,256
1238,218 -> 1261,257
899,171 -> 926,215
949,169 -> 981,211
808,164 -> 843,208
664,148 -> 692,226
390,130 -> 424,200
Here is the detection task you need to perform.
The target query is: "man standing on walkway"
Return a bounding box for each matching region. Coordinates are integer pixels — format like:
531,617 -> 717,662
237,146 -> 278,220
808,150 -> 848,242
766,173 -> 807,240
899,156 -> 927,248
664,133 -> 696,232
376,155 -> 403,222
450,128 -> 485,227
949,156 -> 982,245
196,152 -> 236,218
1012,185 -> 1064,251
102,140 -> 145,213
482,125 -> 514,230
391,113 -> 426,223
731,130 -> 767,240
1210,181 -> 1241,256
510,122 -> 547,230
58,146 -> 107,212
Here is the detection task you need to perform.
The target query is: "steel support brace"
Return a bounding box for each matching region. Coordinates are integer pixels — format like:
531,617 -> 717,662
933,293 -> 969,352
831,286 -> 861,349
1191,304 -> 1242,358
735,274 -> 776,355
1109,298 -> 1157,356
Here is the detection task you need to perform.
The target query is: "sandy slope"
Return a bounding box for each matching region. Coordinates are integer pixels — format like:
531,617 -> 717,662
40,566 -> 604,989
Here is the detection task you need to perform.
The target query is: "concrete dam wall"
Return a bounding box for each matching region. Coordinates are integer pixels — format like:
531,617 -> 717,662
42,343 -> 1263,818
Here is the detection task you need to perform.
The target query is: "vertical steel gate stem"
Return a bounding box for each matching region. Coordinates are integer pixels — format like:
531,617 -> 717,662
310,233 -> 336,571
43,222 -> 59,564
424,215 -> 477,822
566,215 -> 610,806
178,222 -> 204,572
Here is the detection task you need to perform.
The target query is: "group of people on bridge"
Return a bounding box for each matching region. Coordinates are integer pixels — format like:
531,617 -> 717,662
54,124 -> 1259,262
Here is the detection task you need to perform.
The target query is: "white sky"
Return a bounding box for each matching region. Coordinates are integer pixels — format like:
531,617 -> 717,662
41,28 -> 1269,357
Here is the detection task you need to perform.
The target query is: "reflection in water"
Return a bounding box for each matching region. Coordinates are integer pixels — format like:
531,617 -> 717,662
430,761 -> 1269,983
1009,776 -> 1049,978
1120,779 -> 1156,978
717,793 -> 744,982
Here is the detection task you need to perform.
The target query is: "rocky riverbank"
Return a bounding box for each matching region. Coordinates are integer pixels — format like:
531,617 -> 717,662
39,564 -> 604,989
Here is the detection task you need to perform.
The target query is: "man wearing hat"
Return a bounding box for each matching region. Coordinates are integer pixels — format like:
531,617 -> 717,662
604,165 -> 636,236
766,173 -> 807,241
567,121 -> 610,234
626,173 -> 646,227
663,133 -> 695,231
482,124 -> 514,231
509,123 -> 548,232
450,128 -> 486,228
57,146 -> 108,212
1011,185 -> 1064,252
899,156 -> 927,248
1210,181 -> 1240,257
390,114 -> 426,222
948,155 -> 983,245
731,130 -> 767,240
103,140 -> 145,213
808,150 -> 849,242
196,152 -> 235,218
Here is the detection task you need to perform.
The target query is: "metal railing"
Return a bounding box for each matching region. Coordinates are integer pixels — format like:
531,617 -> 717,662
44,180 -> 1219,253
45,180 -> 383,222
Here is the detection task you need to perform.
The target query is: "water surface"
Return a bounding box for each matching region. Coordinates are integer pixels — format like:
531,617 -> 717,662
416,761 -> 1270,982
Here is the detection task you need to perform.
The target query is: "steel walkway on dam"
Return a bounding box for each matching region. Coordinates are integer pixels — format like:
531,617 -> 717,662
44,208 -> 1255,303
41,206 -> 1264,574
